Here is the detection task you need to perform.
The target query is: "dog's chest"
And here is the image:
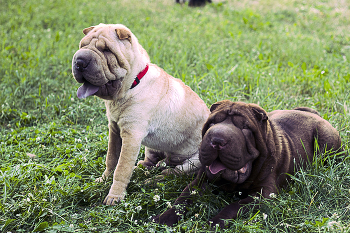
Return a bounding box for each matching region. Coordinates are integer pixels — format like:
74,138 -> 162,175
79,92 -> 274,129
105,99 -> 186,151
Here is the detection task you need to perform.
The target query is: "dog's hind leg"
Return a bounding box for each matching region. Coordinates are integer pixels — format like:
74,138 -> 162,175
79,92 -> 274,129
314,122 -> 342,154
174,154 -> 201,174
137,147 -> 166,169
294,107 -> 320,116
160,151 -> 201,175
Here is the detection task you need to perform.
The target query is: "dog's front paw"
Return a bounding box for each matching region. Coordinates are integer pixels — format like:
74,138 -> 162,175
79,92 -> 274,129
103,193 -> 125,205
153,208 -> 181,226
95,176 -> 105,183
209,216 -> 225,229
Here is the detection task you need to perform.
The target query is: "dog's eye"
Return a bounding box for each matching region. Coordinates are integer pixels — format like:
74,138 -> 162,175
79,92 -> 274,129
80,39 -> 90,48
214,112 -> 226,123
80,43 -> 87,48
242,122 -> 250,129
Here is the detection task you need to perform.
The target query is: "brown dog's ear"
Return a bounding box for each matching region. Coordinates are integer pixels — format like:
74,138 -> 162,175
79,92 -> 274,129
250,104 -> 268,122
116,28 -> 132,43
210,100 -> 232,112
210,103 -> 221,112
83,26 -> 95,35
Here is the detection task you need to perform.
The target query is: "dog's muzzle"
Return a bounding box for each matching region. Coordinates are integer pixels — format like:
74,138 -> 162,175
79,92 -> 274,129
74,57 -> 91,77
72,49 -> 112,99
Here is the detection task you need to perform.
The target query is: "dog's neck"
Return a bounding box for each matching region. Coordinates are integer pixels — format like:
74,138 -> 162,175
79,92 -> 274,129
130,64 -> 149,89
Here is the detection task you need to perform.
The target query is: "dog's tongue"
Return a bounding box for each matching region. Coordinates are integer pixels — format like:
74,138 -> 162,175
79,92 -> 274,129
77,82 -> 99,99
209,160 -> 227,174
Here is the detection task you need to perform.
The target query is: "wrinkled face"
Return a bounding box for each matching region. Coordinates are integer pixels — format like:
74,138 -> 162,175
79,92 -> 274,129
72,24 -> 136,100
200,108 -> 261,184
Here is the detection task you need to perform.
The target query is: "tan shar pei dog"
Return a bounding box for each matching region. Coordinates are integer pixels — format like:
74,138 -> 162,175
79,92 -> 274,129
154,100 -> 342,227
71,24 -> 209,205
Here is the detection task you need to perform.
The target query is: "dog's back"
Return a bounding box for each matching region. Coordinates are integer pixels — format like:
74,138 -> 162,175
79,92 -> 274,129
268,109 -> 341,157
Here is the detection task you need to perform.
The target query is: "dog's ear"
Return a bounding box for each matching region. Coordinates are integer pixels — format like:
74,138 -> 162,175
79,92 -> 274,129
83,26 -> 95,35
210,103 -> 221,112
249,104 -> 268,122
210,100 -> 232,112
116,28 -> 132,43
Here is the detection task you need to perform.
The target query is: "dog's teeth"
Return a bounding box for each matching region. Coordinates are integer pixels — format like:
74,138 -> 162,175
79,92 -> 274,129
238,163 -> 248,173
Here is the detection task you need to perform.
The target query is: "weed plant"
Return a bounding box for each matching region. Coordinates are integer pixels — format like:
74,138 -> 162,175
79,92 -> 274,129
1,0 -> 350,232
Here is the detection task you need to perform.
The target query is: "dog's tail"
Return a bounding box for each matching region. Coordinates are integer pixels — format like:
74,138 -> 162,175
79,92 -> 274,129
293,107 -> 321,117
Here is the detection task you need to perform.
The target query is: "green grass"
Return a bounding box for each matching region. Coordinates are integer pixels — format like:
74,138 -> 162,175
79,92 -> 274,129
1,0 -> 350,232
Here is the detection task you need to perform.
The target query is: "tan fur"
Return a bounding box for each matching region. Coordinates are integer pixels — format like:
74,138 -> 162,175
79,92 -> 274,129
72,24 -> 209,205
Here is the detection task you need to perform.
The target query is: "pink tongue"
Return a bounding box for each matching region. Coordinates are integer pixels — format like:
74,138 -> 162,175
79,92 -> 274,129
77,82 -> 99,99
209,160 -> 227,174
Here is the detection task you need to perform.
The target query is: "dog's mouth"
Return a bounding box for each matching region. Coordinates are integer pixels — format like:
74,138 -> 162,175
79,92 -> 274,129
208,159 -> 252,184
77,80 -> 122,99
77,81 -> 100,99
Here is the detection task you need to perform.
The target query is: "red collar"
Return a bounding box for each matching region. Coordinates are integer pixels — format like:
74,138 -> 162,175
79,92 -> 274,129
130,64 -> 149,89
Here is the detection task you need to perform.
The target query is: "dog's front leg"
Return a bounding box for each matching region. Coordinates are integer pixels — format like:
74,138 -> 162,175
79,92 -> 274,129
210,186 -> 274,228
154,167 -> 207,225
103,129 -> 144,205
96,121 -> 122,182
209,196 -> 256,228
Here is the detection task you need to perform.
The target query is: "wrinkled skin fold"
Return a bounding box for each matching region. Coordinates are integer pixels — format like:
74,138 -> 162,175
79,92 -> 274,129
71,24 -> 210,205
154,100 -> 342,228
72,28 -> 129,100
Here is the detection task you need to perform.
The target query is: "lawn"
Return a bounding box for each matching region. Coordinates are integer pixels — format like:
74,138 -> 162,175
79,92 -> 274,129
1,0 -> 350,232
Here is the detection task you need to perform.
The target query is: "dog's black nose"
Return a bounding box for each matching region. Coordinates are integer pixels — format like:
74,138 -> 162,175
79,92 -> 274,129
75,58 -> 89,72
210,137 -> 226,150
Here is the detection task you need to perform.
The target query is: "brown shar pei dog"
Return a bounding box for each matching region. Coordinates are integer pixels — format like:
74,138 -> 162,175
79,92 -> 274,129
154,100 -> 342,227
71,24 -> 209,205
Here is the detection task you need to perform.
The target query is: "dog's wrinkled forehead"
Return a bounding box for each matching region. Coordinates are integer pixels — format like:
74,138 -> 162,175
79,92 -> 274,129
211,105 -> 249,128
203,100 -> 267,137
208,100 -> 267,127
79,24 -> 132,49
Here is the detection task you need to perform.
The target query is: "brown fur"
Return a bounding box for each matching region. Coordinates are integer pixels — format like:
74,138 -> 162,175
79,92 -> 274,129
154,100 -> 342,227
